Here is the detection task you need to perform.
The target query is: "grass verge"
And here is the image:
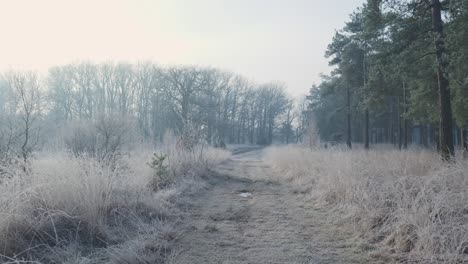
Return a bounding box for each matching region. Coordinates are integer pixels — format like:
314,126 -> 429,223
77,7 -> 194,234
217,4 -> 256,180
265,145 -> 468,263
0,143 -> 230,263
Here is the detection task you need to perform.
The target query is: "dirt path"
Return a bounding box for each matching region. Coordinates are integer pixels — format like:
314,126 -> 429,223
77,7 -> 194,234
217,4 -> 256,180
171,148 -> 373,264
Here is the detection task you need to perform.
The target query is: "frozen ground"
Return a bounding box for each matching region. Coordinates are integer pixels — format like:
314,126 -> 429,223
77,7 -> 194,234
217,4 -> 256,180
170,148 -> 382,264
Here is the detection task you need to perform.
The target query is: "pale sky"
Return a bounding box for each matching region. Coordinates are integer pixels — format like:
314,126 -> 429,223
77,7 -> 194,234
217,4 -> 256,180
0,0 -> 364,97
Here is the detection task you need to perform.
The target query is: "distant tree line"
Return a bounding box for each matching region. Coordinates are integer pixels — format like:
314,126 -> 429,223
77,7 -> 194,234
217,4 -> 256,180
0,63 -> 298,162
308,0 -> 467,159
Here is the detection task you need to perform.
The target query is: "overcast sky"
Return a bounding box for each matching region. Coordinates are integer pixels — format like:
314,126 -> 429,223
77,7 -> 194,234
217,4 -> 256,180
0,0 -> 364,97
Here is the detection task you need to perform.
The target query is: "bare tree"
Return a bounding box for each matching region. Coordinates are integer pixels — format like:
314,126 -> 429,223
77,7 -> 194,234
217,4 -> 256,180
280,100 -> 296,144
161,66 -> 209,131
4,71 -> 42,164
6,63 -> 293,151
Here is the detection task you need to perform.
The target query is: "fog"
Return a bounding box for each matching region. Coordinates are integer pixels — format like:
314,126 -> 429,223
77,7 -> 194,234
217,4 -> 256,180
0,0 -> 364,96
1,0 -> 467,263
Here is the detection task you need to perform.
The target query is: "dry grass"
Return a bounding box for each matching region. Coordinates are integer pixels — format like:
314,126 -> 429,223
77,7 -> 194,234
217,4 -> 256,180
265,145 -> 468,263
0,140 -> 230,263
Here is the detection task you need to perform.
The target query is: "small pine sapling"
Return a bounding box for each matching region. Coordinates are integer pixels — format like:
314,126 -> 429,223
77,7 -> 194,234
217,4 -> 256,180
148,153 -> 172,190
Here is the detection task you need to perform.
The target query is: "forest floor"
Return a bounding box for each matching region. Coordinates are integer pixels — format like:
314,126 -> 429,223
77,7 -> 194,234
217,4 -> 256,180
169,147 -> 384,264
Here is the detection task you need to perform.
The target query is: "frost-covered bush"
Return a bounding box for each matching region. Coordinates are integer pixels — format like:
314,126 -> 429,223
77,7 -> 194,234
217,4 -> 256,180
62,114 -> 138,163
0,134 -> 230,263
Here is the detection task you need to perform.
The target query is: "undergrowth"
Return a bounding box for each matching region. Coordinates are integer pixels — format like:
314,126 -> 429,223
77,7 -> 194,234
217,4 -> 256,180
0,138 -> 230,263
265,145 -> 468,263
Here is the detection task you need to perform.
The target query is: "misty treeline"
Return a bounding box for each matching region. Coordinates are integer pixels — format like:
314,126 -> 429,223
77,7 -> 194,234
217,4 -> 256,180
0,63 -> 299,163
308,0 -> 467,159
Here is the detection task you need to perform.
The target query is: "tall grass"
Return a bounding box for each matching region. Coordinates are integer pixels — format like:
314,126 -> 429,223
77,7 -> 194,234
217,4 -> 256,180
265,145 -> 468,263
0,139 -> 230,263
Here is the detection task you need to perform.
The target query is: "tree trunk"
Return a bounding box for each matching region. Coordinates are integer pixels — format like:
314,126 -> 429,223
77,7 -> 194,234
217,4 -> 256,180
390,104 -> 395,146
462,126 -> 468,158
398,96 -> 403,150
364,108 -> 369,149
421,125 -> 427,147
181,95 -> 189,131
346,84 -> 352,149
285,109 -> 291,144
403,82 -> 409,149
389,98 -> 395,146
435,127 -> 440,152
404,120 -> 409,148
432,0 -> 454,160
249,118 -> 255,144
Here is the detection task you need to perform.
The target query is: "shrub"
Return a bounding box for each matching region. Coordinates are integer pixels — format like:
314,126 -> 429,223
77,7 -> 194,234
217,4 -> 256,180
160,131 -> 231,178
148,153 -> 172,190
62,114 -> 137,164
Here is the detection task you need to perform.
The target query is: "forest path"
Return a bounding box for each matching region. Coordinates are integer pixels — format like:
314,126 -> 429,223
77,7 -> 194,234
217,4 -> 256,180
170,148 -> 376,264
